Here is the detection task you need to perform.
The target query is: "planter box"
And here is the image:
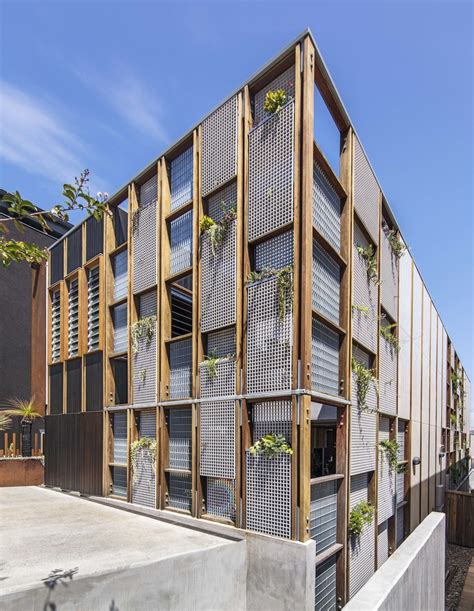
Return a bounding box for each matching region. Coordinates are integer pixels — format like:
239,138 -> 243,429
0,457 -> 44,487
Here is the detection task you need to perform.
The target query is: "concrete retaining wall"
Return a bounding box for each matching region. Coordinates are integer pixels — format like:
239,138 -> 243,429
0,458 -> 44,486
345,512 -> 445,611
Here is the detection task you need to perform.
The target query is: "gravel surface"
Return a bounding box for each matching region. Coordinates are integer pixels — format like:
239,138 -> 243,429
446,543 -> 473,610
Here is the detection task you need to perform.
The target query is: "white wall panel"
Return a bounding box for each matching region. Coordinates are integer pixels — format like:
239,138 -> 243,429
441,327 -> 447,429
398,246 -> 412,420
410,418 -> 421,531
420,421 -> 430,521
421,287 -> 431,426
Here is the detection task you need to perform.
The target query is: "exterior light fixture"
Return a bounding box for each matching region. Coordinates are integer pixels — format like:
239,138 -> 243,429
412,457 -> 421,466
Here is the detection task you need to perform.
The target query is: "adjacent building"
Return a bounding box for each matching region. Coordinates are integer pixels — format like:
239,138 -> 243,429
44,30 -> 471,608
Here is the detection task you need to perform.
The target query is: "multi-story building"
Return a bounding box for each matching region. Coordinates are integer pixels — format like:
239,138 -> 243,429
44,29 -> 471,608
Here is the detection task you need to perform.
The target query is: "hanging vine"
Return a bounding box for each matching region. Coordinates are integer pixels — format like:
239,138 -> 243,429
352,304 -> 369,315
349,501 -> 375,537
248,434 -> 293,459
356,244 -> 379,284
379,439 -> 400,471
201,350 -> 234,380
380,323 -> 400,352
247,266 -> 293,322
383,222 -> 406,259
130,437 -> 157,483
352,358 -> 377,412
131,316 -> 156,354
450,372 -> 462,395
199,205 -> 236,256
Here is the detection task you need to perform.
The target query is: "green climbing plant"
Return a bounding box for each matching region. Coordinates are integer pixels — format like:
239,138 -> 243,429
450,413 -> 457,428
263,89 -> 289,115
248,266 -> 293,322
349,501 -> 375,537
380,323 -> 400,352
199,205 -> 236,256
383,223 -> 406,259
131,316 -> 156,354
352,358 -> 377,412
201,350 -> 234,380
356,244 -> 379,284
352,304 -> 369,315
450,372 -> 462,395
130,437 -> 157,483
248,434 -> 293,459
379,439 -> 400,471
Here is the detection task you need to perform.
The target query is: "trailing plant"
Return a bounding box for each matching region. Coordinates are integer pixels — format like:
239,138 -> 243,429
352,304 -> 369,315
396,462 -> 408,474
356,243 -> 379,284
139,369 -> 147,383
199,205 -> 236,256
131,316 -> 156,354
247,265 -> 293,321
380,323 -> 400,352
3,397 -> 42,457
351,358 -> 377,412
383,223 -> 406,259
248,434 -> 293,459
130,437 -> 157,482
449,413 -> 457,428
201,350 -> 234,380
349,501 -> 375,537
450,372 -> 462,395
263,89 -> 289,115
379,439 -> 400,471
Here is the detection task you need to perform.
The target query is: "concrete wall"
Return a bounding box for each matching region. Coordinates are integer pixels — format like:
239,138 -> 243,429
344,512 -> 445,611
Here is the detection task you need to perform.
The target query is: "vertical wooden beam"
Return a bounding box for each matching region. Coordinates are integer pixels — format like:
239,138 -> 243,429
336,405 -> 348,606
31,263 -> 47,414
128,183 -> 139,406
160,159 -> 171,401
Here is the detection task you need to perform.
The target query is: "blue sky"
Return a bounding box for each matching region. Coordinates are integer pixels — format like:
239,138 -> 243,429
1,1 -> 472,402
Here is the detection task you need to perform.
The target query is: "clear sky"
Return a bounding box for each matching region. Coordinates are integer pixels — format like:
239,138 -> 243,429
1,1 -> 472,415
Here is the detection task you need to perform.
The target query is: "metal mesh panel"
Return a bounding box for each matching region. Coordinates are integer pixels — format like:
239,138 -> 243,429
397,421 -> 406,460
311,319 -> 340,396
133,292 -> 157,404
132,409 -> 156,508
200,401 -> 235,478
170,210 -> 193,275
315,554 -> 337,611
253,66 -> 294,126
381,226 -> 398,320
87,265 -> 100,351
312,162 -> 341,251
169,338 -> 192,399
351,346 -> 377,475
132,202 -> 157,293
168,472 -> 192,512
201,95 -> 238,197
312,240 -> 340,324
206,478 -> 236,522
252,400 -> 292,442
168,407 -> 192,470
349,473 -> 375,598
200,359 -> 236,399
353,137 -> 379,244
396,470 -> 405,504
113,412 -> 127,464
112,466 -> 127,497
379,336 -> 397,415
170,146 -> 193,211
377,521 -> 389,568
255,230 -> 293,271
378,417 -> 395,524
68,278 -> 79,357
139,174 -> 157,208
248,101 -> 294,241
352,224 -> 378,352
112,250 -> 128,301
51,290 -> 61,362
247,277 -> 292,393
201,184 -> 236,332
112,303 -> 128,353
310,480 -> 338,555
207,327 -> 236,358
246,452 -> 291,538
396,506 -> 404,547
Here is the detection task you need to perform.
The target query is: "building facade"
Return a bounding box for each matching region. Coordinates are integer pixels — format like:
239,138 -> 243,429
45,30 -> 471,608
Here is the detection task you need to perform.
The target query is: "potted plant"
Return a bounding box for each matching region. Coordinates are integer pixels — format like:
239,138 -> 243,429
3,397 -> 42,457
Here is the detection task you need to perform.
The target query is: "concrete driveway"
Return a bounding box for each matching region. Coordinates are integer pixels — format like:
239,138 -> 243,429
0,487 -> 246,610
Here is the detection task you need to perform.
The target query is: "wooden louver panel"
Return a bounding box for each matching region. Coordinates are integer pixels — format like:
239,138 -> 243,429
68,279 -> 79,357
51,290 -> 61,362
87,265 -> 100,351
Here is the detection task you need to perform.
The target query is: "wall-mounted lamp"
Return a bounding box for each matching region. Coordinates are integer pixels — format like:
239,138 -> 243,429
412,456 -> 421,466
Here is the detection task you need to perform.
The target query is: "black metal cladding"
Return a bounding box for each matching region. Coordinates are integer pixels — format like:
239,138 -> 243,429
113,358 -> 128,405
67,227 -> 83,273
113,207 -> 128,246
86,217 -> 103,261
85,352 -> 103,411
50,242 -> 64,285
66,358 -> 82,413
49,363 -> 63,414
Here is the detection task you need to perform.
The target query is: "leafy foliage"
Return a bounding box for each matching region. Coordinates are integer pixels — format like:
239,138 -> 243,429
450,413 -> 457,428
450,372 -> 462,395
379,439 -> 400,471
0,412 -> 12,431
352,304 -> 369,315
380,323 -> 400,352
202,351 -> 219,380
130,437 -> 157,483
3,397 -> 42,423
249,434 -> 293,459
349,501 -> 375,537
352,358 -> 377,412
263,89 -> 289,115
199,205 -> 236,256
247,265 -> 293,322
131,316 -> 156,354
356,243 -> 379,284
383,223 -> 406,259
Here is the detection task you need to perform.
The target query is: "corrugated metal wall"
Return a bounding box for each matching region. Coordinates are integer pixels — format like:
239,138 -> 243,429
133,292 -> 157,404
132,175 -> 157,294
380,226 -> 398,321
379,336 -> 397,415
352,224 -> 378,353
377,416 -> 395,524
349,473 -> 375,598
353,137 -> 379,244
377,521 -> 389,568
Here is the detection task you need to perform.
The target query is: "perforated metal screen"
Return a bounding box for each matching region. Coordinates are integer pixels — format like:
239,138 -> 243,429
378,417 -> 395,524
133,292 -> 157,404
200,400 -> 235,478
377,521 -> 389,568
132,409 -> 156,508
169,338 -> 192,399
207,327 -> 236,358
255,230 -> 293,271
352,224 -> 378,353
311,318 -> 340,397
349,473 -> 375,598
132,199 -> 157,294
200,359 -> 236,399
315,553 -> 337,611
246,452 -> 291,539
51,290 -> 61,362
170,146 -> 193,211
353,137 -> 379,244
253,66 -> 294,126
248,101 -> 294,241
247,277 -> 292,394
312,240 -> 340,324
201,182 -> 237,332
68,278 -> 79,357
201,96 -> 238,197
252,400 -> 292,442
310,480 -> 338,555
206,477 -> 236,522
312,162 -> 341,252
351,346 -> 377,475
170,210 -> 193,275
381,225 -> 398,321
396,506 -> 404,547
379,335 -> 397,415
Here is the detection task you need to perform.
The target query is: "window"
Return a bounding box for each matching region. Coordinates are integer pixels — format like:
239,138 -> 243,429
87,265 -> 100,351
171,287 -> 192,337
51,289 -> 61,362
113,199 -> 128,247
112,250 -> 128,301
112,302 -> 127,353
170,146 -> 193,211
68,278 -> 79,357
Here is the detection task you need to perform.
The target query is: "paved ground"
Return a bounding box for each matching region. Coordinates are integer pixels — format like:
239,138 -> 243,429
446,543 -> 474,611
0,486 -> 234,597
